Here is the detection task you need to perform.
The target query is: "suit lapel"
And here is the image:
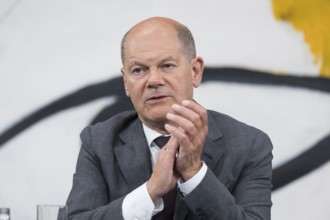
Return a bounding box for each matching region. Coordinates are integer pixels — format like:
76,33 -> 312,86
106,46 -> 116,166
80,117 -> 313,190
202,111 -> 224,170
114,117 -> 152,191
201,137 -> 224,171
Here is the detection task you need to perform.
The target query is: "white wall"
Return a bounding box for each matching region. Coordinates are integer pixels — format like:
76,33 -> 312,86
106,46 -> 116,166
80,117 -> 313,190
1,0 -> 329,219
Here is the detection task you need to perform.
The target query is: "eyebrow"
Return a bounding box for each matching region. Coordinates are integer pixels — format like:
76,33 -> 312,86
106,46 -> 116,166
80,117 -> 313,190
127,60 -> 145,68
158,56 -> 177,64
127,55 -> 177,67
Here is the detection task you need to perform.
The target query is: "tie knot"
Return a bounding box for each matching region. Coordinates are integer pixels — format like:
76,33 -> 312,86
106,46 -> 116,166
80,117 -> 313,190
154,136 -> 170,148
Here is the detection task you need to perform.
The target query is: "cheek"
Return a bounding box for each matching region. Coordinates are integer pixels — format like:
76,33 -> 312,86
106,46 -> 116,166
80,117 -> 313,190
170,82 -> 192,101
125,78 -> 139,94
127,83 -> 144,104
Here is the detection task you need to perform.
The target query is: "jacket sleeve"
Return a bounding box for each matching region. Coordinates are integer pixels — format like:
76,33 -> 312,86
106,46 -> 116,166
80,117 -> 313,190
182,131 -> 273,220
65,127 -> 125,220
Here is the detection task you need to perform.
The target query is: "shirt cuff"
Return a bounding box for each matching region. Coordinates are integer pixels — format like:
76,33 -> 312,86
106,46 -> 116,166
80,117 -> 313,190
178,161 -> 207,196
122,182 -> 164,220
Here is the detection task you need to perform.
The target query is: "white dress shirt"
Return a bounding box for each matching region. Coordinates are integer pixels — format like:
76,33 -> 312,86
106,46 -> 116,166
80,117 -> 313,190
122,124 -> 207,220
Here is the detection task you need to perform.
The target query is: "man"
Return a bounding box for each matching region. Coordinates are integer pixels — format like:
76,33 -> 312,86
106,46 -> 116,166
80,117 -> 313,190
66,17 -> 273,220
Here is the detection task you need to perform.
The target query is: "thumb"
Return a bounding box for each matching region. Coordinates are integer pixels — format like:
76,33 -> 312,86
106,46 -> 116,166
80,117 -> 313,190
163,137 -> 179,157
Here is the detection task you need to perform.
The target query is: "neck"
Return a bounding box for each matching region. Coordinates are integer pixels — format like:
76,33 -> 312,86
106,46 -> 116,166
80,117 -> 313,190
140,117 -> 168,135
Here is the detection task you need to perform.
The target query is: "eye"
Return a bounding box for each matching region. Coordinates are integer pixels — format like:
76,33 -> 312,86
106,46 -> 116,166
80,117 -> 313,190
162,63 -> 175,69
132,67 -> 146,75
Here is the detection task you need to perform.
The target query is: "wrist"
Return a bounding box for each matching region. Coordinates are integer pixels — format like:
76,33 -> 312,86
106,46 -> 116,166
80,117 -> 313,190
180,161 -> 203,181
146,179 -> 161,203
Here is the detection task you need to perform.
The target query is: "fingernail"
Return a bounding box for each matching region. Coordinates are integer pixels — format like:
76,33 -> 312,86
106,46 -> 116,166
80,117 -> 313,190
182,100 -> 189,105
167,113 -> 174,119
172,104 -> 180,110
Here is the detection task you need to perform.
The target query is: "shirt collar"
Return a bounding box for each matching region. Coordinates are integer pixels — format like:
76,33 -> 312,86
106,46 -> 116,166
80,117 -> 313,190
142,123 -> 170,147
142,123 -> 163,147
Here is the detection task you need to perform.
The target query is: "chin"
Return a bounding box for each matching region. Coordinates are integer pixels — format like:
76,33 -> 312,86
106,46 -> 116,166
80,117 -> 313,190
147,113 -> 168,123
142,110 -> 168,126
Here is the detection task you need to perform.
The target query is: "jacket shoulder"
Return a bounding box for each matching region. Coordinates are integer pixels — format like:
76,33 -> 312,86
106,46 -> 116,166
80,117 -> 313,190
207,110 -> 267,137
89,110 -> 138,131
79,110 -> 138,147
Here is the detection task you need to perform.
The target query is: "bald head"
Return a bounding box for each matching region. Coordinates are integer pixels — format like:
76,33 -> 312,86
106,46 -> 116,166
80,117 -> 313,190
121,17 -> 196,64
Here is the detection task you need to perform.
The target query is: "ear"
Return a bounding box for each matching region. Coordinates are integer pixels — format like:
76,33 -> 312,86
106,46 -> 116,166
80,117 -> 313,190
121,67 -> 130,97
192,56 -> 204,88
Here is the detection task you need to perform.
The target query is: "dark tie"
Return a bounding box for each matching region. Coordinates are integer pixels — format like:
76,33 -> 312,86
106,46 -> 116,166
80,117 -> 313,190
154,136 -> 170,150
153,136 -> 177,220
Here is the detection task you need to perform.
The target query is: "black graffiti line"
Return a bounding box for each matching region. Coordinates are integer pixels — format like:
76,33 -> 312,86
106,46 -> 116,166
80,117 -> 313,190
0,77 -> 126,146
0,67 -> 329,191
202,67 -> 330,92
1,68 -> 330,147
272,134 -> 330,190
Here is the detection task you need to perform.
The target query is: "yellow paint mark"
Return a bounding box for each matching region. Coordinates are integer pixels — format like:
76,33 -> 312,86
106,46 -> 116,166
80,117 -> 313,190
272,0 -> 330,77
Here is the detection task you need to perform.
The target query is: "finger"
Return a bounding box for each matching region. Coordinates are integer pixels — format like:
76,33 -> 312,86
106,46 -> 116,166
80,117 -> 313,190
161,137 -> 180,157
171,102 -> 206,129
181,100 -> 208,126
166,112 -> 197,135
170,105 -> 202,133
182,100 -> 206,115
164,123 -> 191,148
171,103 -> 200,122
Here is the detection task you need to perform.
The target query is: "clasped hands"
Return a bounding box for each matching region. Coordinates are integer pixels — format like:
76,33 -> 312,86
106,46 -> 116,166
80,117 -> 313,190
147,100 -> 208,202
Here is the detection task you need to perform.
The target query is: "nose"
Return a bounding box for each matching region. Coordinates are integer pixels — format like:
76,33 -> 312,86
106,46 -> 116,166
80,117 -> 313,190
146,68 -> 165,88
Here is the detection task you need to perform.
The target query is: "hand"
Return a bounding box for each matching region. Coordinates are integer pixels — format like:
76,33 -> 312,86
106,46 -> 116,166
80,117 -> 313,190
165,100 -> 208,181
147,137 -> 180,203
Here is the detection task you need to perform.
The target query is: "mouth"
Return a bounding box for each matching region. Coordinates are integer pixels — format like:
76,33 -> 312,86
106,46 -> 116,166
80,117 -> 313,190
146,95 -> 170,104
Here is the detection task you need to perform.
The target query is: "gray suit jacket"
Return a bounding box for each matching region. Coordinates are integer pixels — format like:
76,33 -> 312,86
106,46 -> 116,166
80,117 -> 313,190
66,110 -> 273,220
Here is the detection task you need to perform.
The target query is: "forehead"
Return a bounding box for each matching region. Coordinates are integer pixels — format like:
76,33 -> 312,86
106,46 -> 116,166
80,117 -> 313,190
126,51 -> 180,67
124,23 -> 182,60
